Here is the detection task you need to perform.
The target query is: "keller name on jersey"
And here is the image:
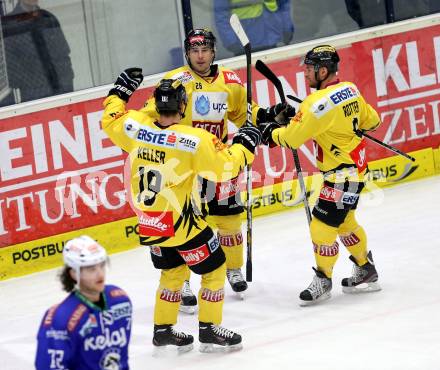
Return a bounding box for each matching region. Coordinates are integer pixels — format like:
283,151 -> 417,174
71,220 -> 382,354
137,147 -> 166,163
192,92 -> 228,121
124,118 -> 200,153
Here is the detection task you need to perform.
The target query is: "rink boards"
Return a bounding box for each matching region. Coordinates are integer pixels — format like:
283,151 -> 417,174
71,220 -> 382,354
2,14 -> 440,280
0,146 -> 437,281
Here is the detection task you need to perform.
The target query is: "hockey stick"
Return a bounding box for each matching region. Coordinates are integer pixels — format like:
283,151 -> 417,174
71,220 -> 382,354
286,94 -> 416,162
255,59 -> 312,225
230,14 -> 253,281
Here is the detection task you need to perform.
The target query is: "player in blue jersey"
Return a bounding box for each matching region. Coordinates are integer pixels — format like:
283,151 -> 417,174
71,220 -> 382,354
35,236 -> 132,370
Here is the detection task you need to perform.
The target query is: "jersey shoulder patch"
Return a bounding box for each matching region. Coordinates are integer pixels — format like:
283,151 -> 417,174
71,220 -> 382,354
310,96 -> 333,119
43,304 -> 60,327
170,70 -> 194,84
109,287 -> 128,298
67,303 -> 88,332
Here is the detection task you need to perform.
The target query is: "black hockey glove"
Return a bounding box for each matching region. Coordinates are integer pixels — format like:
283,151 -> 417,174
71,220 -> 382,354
259,121 -> 281,146
257,103 -> 296,125
232,126 -> 262,153
268,102 -> 296,122
108,68 -> 144,102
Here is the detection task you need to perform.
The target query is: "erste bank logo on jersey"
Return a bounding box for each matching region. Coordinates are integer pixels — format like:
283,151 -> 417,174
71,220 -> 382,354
125,118 -> 200,153
329,85 -> 360,105
192,92 -> 228,120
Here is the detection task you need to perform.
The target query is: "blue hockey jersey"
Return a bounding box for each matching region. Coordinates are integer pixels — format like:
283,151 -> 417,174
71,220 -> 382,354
35,285 -> 132,370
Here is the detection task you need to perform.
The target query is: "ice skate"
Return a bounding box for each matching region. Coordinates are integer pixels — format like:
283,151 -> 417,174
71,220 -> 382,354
299,267 -> 332,306
342,251 -> 381,294
199,322 -> 242,353
226,269 -> 247,299
179,280 -> 197,314
152,324 -> 194,356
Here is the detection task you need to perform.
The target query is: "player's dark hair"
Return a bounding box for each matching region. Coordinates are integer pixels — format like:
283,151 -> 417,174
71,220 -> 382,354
59,266 -> 76,292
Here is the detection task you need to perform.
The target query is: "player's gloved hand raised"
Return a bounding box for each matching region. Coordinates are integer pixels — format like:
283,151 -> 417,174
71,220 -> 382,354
266,102 -> 296,124
108,68 -> 144,102
232,126 -> 262,153
259,121 -> 281,146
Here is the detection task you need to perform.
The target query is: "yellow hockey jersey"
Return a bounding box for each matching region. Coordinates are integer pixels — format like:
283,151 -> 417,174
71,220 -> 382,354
102,95 -> 254,247
272,80 -> 380,175
141,65 -> 260,141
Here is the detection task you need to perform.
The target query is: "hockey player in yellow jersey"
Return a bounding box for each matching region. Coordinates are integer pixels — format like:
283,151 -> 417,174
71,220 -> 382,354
102,71 -> 262,352
141,28 -> 293,309
259,45 -> 382,306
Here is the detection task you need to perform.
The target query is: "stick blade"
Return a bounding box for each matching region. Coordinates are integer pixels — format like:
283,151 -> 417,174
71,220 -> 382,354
230,14 -> 249,47
255,59 -> 285,103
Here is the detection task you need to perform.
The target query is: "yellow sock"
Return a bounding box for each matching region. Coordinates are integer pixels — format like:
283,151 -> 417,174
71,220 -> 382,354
338,210 -> 368,265
208,214 -> 243,269
198,263 -> 226,324
154,264 -> 187,325
310,217 -> 339,278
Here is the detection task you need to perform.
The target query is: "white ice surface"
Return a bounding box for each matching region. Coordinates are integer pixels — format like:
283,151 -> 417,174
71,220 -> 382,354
1,175 -> 439,370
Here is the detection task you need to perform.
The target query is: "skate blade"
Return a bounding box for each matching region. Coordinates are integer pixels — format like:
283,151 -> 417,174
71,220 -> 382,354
199,342 -> 243,353
235,292 -> 245,300
152,343 -> 194,357
179,304 -> 197,314
299,292 -> 331,307
342,282 -> 382,294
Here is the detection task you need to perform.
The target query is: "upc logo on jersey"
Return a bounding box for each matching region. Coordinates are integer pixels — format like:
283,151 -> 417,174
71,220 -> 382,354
139,211 -> 175,237
195,95 -> 210,116
223,71 -> 243,85
329,85 -> 359,105
192,92 -> 228,120
161,96 -> 168,102
178,244 -> 209,266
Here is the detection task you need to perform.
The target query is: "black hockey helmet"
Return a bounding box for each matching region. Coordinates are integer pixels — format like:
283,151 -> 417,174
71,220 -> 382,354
303,45 -> 340,74
154,79 -> 188,117
184,28 -> 216,52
